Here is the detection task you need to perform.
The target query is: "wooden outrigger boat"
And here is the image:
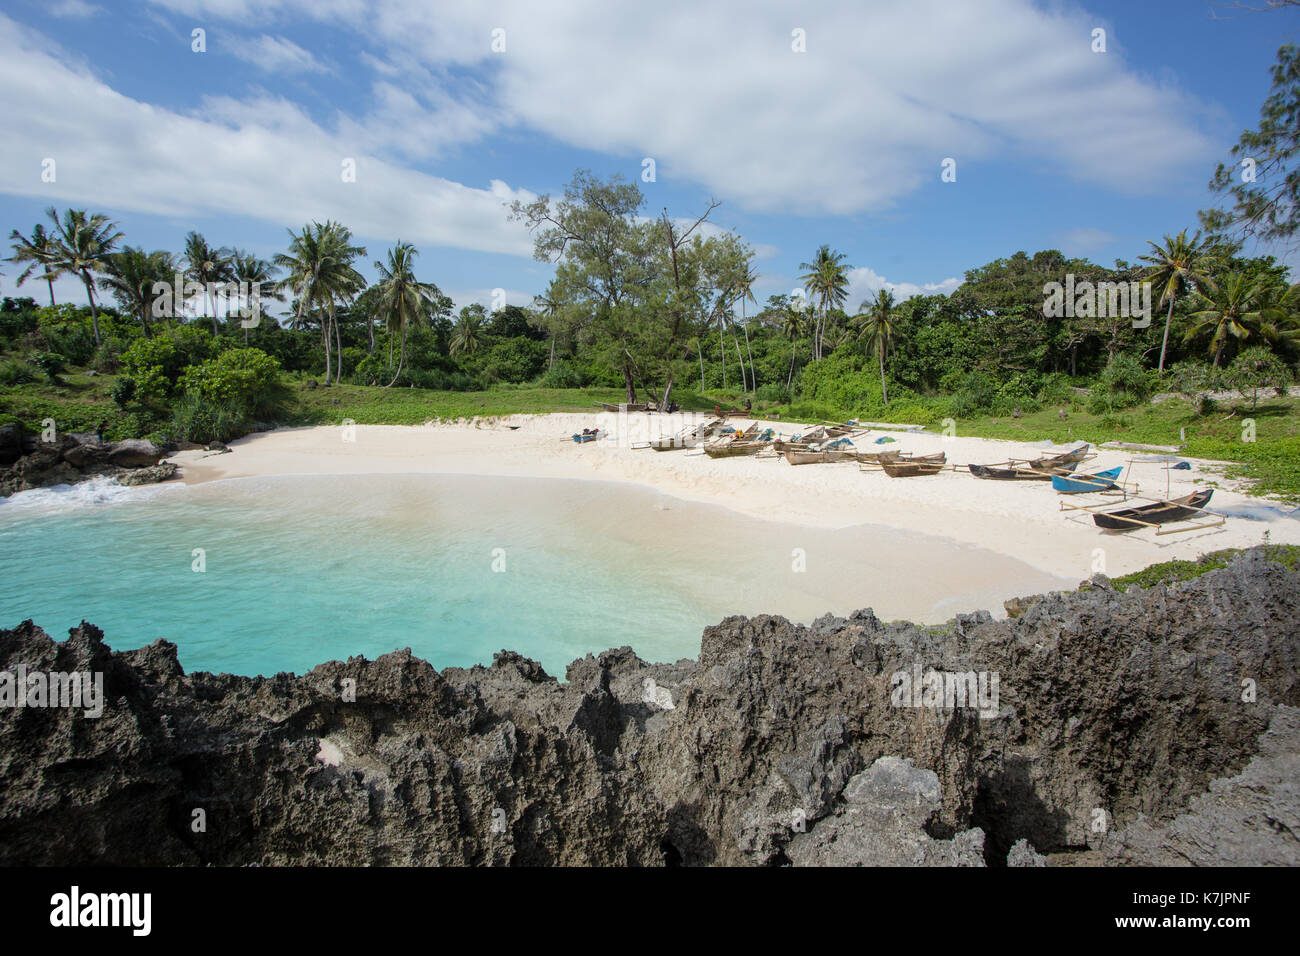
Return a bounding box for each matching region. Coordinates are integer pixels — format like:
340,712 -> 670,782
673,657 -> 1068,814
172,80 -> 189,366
859,450 -> 943,468
782,448 -> 858,465
1051,467 -> 1123,494
703,425 -> 774,458
880,454 -> 947,477
594,401 -> 650,412
1091,490 -> 1215,532
646,418 -> 723,451
968,444 -> 1092,481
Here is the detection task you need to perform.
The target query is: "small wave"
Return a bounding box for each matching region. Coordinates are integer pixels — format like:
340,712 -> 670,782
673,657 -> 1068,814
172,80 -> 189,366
0,475 -> 180,517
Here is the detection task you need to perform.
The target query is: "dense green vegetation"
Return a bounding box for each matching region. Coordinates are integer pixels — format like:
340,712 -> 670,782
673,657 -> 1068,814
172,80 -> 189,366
1110,545 -> 1300,591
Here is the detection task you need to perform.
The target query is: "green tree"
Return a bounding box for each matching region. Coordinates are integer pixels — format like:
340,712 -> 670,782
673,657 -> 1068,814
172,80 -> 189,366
779,296 -> 807,386
1201,44 -> 1300,248
1226,345 -> 1292,411
99,246 -> 177,336
734,259 -> 759,391
6,223 -> 62,306
372,241 -> 438,386
45,207 -> 122,347
450,305 -> 484,357
854,289 -> 900,407
183,232 -> 233,337
229,250 -> 281,345
799,245 -> 851,361
1140,230 -> 1216,374
274,222 -> 367,385
1184,273 -> 1280,366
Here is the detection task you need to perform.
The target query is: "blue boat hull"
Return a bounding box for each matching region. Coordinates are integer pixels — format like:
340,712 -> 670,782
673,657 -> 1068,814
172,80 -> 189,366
1052,467 -> 1123,494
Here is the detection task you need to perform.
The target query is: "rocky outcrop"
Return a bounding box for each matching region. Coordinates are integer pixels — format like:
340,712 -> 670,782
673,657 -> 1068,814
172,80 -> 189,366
0,427 -> 176,497
0,547 -> 1297,866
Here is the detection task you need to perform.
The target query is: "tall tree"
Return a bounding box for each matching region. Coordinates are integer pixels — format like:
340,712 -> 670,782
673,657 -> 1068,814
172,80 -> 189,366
6,223 -> 62,306
372,241 -> 437,386
780,298 -> 807,387
1139,230 -> 1217,373
99,246 -> 176,336
183,232 -> 233,337
855,289 -> 900,406
1184,273 -> 1279,366
450,306 -> 484,357
45,207 -> 122,347
1201,44 -> 1300,249
735,260 -> 759,391
533,282 -> 563,371
229,250 -> 280,345
799,245 -> 851,360
274,222 -> 367,385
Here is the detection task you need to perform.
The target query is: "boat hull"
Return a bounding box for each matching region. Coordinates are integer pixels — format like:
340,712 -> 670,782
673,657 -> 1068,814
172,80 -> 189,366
1092,490 -> 1214,531
1052,467 -> 1123,494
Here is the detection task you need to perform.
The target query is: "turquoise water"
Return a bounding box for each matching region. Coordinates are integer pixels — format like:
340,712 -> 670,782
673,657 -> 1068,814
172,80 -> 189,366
0,473 -> 1072,678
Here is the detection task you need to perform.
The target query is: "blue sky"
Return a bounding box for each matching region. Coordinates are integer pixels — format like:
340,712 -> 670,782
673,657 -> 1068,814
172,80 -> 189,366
1,0 -> 1296,321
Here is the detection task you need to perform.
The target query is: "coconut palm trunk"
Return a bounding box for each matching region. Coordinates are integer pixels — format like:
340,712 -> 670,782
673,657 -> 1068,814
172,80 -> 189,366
80,270 -> 102,346
1158,295 -> 1175,374
878,340 -> 889,407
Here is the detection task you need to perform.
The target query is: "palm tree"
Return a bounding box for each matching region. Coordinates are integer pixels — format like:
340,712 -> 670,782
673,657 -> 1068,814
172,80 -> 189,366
1139,230 -> 1216,373
99,247 -> 176,336
450,310 -> 483,358
274,222 -> 367,385
781,302 -> 807,387
798,245 -> 851,361
183,232 -> 234,337
854,289 -> 899,406
534,282 -> 562,371
44,207 -> 121,346
735,261 -> 759,391
372,242 -> 436,387
7,224 -> 63,306
1259,282 -> 1300,345
1184,274 -> 1279,366
229,251 -> 280,344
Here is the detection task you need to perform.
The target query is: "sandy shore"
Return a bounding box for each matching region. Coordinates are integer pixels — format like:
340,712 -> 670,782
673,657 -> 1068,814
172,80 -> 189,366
169,412 -> 1300,583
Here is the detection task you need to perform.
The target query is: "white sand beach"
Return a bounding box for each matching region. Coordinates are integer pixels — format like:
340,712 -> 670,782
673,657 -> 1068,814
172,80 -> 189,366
170,412 -> 1300,584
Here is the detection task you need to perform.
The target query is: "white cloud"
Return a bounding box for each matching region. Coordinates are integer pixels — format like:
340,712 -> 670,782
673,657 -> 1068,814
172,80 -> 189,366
50,0 -> 101,18
0,15 -> 536,258
138,0 -> 1217,217
229,34 -> 328,74
845,266 -> 962,309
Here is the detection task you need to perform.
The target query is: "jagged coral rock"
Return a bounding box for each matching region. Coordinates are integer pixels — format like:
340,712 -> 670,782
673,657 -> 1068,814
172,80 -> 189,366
1,548 -> 1297,866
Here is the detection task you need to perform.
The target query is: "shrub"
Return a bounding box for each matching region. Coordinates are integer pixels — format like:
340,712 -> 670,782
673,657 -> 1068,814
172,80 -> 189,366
0,359 -> 37,385
110,376 -> 137,408
1088,353 -> 1154,414
31,351 -> 66,383
122,325 -> 216,398
178,347 -> 285,419
537,360 -> 591,389
1226,346 -> 1292,411
168,394 -> 248,445
481,338 -> 548,384
756,382 -> 792,405
92,339 -> 125,374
